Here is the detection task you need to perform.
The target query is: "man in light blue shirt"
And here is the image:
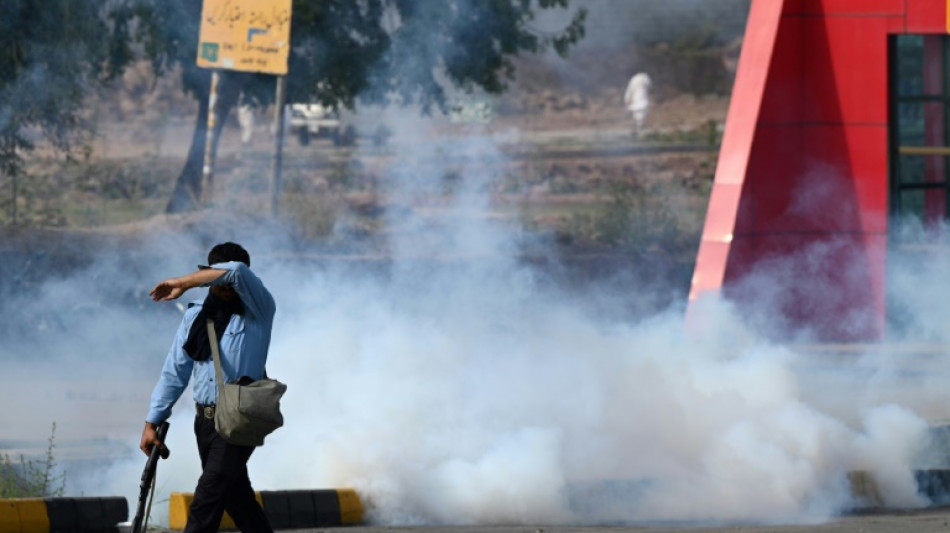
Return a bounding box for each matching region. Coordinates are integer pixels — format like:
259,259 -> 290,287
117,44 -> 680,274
140,242 -> 276,533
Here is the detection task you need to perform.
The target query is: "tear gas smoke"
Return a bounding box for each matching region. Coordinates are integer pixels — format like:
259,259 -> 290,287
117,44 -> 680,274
1,0 -> 947,527
2,110 -> 948,527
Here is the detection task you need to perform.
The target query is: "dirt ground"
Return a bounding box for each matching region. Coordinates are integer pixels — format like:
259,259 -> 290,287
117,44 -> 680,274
58,85 -> 723,293
88,86 -> 725,224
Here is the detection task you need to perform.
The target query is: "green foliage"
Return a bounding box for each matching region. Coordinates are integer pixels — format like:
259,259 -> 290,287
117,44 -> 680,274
0,423 -> 66,498
0,1 -> 132,177
122,0 -> 587,112
116,0 -> 587,211
110,0 -> 206,97
0,1 -> 138,226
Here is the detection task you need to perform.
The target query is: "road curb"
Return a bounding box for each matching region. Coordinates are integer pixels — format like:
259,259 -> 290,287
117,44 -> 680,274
0,497 -> 126,533
169,489 -> 363,530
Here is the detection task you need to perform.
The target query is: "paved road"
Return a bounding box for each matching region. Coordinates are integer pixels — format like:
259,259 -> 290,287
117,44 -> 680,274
145,509 -> 950,533
336,512 -> 948,533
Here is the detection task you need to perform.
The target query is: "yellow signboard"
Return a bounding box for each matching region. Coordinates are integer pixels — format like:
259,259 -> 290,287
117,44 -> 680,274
197,0 -> 292,75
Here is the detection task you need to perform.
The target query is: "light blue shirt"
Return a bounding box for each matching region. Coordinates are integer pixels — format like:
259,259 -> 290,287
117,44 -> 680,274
146,261 -> 276,424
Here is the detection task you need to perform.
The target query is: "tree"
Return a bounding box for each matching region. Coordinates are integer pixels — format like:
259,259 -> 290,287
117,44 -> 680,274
0,0 -> 132,224
125,0 -> 587,213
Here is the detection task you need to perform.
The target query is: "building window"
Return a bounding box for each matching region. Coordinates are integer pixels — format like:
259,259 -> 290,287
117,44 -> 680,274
889,34 -> 950,227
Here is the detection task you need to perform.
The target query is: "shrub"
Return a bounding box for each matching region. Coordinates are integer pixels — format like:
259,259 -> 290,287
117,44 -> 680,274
0,423 -> 66,498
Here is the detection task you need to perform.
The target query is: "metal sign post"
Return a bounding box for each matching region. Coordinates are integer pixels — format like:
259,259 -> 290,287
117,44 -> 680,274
196,0 -> 291,209
201,70 -> 220,205
270,76 -> 287,217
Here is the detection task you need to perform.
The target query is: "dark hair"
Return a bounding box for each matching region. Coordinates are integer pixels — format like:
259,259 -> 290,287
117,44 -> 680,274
207,242 -> 250,267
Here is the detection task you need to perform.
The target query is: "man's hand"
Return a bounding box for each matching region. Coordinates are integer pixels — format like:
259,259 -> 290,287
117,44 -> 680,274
149,269 -> 226,303
149,278 -> 186,301
140,422 -> 167,457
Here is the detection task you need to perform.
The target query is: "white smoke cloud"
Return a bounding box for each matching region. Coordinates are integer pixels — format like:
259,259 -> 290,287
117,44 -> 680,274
3,1 -> 948,527
2,109 -> 945,527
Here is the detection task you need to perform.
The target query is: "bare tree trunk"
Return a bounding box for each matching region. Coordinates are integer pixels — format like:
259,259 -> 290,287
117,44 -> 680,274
165,71 -> 246,213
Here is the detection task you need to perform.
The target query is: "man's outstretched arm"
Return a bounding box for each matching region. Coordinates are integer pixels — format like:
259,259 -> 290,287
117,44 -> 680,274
149,268 -> 226,301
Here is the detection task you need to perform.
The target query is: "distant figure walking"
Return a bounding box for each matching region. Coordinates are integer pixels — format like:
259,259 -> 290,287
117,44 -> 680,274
623,72 -> 652,137
237,103 -> 255,145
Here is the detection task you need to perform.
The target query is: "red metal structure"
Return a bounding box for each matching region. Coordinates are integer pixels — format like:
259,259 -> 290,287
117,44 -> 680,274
688,0 -> 950,341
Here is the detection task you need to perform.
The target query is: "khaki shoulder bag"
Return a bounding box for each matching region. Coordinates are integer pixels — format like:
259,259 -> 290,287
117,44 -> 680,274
207,319 -> 286,447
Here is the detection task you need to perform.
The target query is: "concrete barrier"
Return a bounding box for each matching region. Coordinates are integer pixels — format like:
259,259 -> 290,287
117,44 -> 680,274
914,469 -> 950,506
846,469 -> 950,511
10,471 -> 945,531
168,489 -> 363,530
0,497 -> 126,533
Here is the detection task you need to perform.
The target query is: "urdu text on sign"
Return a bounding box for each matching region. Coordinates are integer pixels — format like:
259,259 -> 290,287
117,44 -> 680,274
197,0 -> 292,75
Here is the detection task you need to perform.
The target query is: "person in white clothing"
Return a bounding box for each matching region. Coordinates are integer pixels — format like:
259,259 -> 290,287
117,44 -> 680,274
237,103 -> 255,145
623,72 -> 652,137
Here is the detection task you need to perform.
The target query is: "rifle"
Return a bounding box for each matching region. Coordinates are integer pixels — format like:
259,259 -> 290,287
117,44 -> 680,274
130,421 -> 170,533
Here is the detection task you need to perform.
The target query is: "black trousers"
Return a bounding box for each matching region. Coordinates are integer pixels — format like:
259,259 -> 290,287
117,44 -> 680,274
183,413 -> 274,533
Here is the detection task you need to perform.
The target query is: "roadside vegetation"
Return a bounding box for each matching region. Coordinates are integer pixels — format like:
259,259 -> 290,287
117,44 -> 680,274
0,423 -> 66,498
2,123 -> 717,254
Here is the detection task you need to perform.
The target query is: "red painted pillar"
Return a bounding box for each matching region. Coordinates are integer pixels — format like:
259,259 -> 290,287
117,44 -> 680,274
687,0 -> 946,342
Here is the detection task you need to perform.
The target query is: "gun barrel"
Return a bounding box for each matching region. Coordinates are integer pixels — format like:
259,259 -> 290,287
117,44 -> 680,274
130,421 -> 170,533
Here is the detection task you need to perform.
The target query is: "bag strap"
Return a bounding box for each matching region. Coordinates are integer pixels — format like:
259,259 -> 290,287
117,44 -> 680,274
206,319 -> 226,399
